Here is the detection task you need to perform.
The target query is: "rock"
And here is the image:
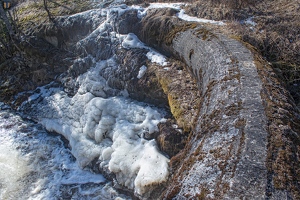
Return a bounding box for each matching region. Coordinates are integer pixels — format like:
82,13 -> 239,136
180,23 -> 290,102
41,9 -> 104,49
68,55 -> 95,77
113,48 -> 169,106
157,119 -> 186,158
115,9 -> 139,34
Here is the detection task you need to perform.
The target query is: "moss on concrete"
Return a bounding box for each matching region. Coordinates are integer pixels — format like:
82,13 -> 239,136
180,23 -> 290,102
154,60 -> 201,133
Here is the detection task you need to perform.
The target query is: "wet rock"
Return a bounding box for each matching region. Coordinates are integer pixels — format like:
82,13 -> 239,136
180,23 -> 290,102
113,48 -> 169,106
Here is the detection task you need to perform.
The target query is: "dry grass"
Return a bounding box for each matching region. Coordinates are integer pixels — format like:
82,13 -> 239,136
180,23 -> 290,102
13,0 -> 93,30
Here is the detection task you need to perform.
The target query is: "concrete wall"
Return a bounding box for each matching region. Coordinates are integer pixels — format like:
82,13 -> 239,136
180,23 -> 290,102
137,8 -> 300,199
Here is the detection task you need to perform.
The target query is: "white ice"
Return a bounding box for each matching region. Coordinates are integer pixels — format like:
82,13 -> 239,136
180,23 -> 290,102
39,91 -> 169,195
146,51 -> 168,66
121,33 -> 147,49
29,57 -> 169,195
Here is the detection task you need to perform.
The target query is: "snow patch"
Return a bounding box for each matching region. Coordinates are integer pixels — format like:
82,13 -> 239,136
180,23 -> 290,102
137,3 -> 183,18
121,33 -> 146,49
244,17 -> 257,26
177,10 -> 225,25
131,3 -> 225,25
146,51 -> 168,66
137,65 -> 147,79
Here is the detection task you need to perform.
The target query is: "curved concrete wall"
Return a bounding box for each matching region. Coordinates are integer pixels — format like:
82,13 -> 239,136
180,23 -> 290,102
169,27 -> 269,199
137,9 -> 300,199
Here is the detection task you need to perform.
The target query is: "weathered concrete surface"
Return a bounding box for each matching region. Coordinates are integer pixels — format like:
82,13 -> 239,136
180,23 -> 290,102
137,9 -> 300,199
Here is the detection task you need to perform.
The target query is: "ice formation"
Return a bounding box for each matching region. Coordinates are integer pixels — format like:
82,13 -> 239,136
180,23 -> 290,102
27,55 -> 169,195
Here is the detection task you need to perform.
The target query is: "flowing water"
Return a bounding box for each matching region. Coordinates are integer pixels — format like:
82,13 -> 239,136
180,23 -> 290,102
0,104 -> 130,199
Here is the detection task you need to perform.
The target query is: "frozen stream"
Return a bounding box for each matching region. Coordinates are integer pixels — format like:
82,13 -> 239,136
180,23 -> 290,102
0,104 -> 130,199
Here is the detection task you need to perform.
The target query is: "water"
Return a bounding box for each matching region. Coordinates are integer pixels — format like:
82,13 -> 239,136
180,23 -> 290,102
0,106 -> 130,199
